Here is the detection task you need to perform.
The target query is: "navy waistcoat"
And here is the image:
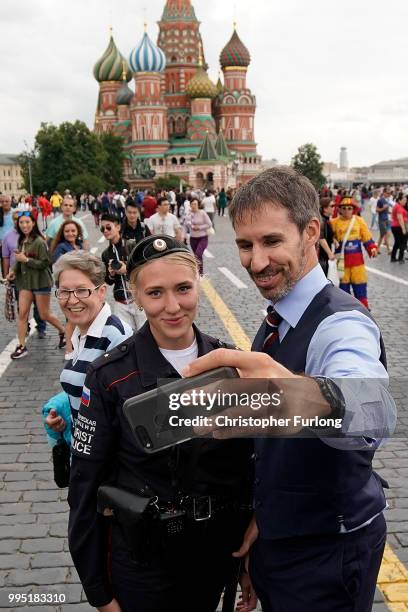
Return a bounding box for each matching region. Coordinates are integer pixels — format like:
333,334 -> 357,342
252,283 -> 388,539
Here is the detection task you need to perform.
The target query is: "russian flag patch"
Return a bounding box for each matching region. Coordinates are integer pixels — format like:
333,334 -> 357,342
81,385 -> 91,408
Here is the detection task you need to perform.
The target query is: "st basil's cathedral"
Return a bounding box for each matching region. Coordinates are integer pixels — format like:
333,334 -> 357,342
92,0 -> 262,190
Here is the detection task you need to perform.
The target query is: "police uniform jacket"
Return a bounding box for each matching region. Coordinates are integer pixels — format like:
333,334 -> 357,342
68,322 -> 253,608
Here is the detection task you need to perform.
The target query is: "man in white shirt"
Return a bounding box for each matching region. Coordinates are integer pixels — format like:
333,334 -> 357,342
145,197 -> 182,241
45,196 -> 90,249
369,190 -> 379,230
201,190 -> 216,228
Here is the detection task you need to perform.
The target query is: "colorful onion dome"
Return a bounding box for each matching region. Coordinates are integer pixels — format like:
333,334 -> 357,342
186,67 -> 218,99
220,27 -> 251,68
129,31 -> 166,73
93,35 -> 132,83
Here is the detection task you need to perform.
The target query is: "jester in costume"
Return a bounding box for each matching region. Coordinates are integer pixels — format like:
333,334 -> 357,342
330,196 -> 378,309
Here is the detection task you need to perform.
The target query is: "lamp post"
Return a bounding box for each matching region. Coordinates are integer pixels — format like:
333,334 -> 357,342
23,140 -> 33,195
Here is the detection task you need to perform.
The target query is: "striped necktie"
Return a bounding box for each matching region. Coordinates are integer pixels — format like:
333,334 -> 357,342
262,306 -> 283,352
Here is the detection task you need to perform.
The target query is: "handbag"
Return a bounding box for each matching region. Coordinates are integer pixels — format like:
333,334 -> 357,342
52,434 -> 70,488
337,216 -> 355,281
327,259 -> 340,287
4,282 -> 15,322
206,227 -> 215,236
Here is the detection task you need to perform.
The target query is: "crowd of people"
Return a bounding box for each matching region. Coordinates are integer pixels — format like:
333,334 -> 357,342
0,186 -> 232,360
0,171 -> 400,611
317,185 -> 408,309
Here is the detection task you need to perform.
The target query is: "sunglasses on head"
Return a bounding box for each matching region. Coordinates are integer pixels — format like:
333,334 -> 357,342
101,225 -> 112,233
17,211 -> 31,218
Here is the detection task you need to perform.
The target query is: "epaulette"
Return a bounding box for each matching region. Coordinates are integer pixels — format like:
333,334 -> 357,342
88,338 -> 132,373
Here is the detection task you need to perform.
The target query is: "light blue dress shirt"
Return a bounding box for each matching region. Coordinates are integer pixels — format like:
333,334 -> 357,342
270,264 -> 397,451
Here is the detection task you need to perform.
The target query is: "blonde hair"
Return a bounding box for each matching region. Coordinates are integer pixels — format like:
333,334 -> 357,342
129,251 -> 199,286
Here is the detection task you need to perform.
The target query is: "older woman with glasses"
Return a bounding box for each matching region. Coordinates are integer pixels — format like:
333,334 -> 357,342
6,211 -> 65,359
45,251 -> 133,435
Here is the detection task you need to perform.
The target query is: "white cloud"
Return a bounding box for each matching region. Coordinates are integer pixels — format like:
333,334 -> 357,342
1,0 -> 407,167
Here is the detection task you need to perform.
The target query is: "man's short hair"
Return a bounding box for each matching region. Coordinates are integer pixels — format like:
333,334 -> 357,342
157,196 -> 169,206
101,213 -> 120,224
229,166 -> 320,233
125,200 -> 138,209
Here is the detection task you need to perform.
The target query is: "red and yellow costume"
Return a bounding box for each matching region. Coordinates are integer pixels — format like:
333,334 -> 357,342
330,213 -> 377,309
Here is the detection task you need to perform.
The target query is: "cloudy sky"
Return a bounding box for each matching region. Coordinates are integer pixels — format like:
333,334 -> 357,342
1,0 -> 407,167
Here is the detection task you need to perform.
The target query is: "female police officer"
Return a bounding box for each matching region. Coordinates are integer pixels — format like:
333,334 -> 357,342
68,235 -> 254,612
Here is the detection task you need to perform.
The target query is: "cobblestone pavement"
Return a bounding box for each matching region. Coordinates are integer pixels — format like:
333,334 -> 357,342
0,210 -> 406,610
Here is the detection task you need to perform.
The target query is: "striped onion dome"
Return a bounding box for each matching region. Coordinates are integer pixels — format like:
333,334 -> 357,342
186,66 -> 218,99
93,35 -> 132,82
220,29 -> 251,68
129,32 -> 166,73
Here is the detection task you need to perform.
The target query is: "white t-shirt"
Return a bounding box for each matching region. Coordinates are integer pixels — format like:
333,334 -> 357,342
146,212 -> 181,237
159,338 -> 198,375
369,197 -> 378,214
201,195 -> 216,214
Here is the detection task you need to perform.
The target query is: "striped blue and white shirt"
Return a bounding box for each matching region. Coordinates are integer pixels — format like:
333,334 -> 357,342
60,303 -> 133,425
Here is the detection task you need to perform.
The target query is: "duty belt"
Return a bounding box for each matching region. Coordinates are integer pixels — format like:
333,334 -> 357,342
156,495 -> 252,523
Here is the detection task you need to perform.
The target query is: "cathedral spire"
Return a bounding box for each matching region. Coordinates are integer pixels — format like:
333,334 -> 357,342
161,0 -> 197,21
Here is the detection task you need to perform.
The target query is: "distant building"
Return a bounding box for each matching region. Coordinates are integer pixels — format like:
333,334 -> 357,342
339,147 -> 348,170
363,158 -> 408,184
92,0 -> 262,190
0,155 -> 25,197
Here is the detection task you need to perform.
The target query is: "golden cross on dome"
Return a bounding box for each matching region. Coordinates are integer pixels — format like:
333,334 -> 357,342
121,60 -> 127,81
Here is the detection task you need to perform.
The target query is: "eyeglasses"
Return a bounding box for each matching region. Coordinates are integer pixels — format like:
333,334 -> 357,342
55,284 -> 103,301
339,206 -> 354,211
17,211 -> 31,218
101,225 -> 112,233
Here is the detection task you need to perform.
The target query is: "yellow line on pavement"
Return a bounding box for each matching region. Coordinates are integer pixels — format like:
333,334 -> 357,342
200,277 -> 251,351
202,276 -> 408,610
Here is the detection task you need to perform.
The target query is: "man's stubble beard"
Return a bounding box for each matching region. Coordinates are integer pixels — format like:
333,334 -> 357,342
249,243 -> 307,303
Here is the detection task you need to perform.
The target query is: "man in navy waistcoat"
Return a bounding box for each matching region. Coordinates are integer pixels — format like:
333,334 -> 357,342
184,167 -> 396,611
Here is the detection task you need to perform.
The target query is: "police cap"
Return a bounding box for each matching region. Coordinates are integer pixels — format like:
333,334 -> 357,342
127,235 -> 190,275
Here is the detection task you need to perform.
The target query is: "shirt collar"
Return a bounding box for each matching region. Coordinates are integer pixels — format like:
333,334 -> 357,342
269,264 -> 329,329
71,302 -> 112,350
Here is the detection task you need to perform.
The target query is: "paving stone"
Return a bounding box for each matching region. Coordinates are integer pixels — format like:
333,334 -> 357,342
0,514 -> 36,526
23,490 -> 60,502
5,568 -> 69,586
21,538 -> 64,553
48,523 -> 68,538
4,472 -> 34,482
32,502 -> 68,514
0,503 -> 32,515
0,525 -> 48,539
0,492 -> 22,503
38,512 -> 69,524
31,552 -> 73,569
6,481 -> 38,491
18,454 -> 51,464
0,554 -> 30,569
0,540 -> 21,553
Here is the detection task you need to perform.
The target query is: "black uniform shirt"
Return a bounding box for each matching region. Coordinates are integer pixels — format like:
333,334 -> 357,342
101,238 -> 128,303
68,323 -> 253,608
